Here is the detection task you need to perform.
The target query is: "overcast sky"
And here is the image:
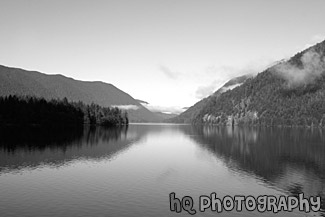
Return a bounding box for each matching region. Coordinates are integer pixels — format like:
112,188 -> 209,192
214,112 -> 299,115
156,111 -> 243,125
1,0 -> 325,113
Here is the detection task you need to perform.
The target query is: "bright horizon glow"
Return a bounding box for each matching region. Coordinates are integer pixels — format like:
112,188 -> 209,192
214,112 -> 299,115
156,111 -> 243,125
1,0 -> 325,113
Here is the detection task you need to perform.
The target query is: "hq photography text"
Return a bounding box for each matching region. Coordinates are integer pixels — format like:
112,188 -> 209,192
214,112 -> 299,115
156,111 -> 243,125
169,192 -> 321,215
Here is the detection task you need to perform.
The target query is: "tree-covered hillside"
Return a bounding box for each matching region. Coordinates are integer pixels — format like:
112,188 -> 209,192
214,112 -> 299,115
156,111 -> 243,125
193,40 -> 325,127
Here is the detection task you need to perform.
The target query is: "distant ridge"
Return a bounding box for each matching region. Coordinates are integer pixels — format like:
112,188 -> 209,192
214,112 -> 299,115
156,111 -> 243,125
0,65 -> 161,122
170,74 -> 252,123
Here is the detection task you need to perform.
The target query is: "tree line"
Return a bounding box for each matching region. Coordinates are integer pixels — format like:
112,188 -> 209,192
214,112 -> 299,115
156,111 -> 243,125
0,95 -> 128,127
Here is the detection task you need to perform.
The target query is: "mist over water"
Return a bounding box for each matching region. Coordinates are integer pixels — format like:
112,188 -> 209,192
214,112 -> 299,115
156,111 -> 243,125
0,125 -> 324,217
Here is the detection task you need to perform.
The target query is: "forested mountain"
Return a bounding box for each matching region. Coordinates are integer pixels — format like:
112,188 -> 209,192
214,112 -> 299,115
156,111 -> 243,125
169,75 -> 252,123
193,39 -> 325,127
0,65 -> 161,122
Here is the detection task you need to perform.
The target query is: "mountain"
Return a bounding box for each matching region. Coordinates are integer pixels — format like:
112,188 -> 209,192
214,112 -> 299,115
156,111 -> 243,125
169,74 -> 252,123
0,65 -> 161,122
193,39 -> 325,127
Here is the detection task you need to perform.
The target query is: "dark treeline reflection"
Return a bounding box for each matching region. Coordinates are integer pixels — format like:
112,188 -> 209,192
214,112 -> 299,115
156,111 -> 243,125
0,125 -> 134,173
190,126 -> 325,215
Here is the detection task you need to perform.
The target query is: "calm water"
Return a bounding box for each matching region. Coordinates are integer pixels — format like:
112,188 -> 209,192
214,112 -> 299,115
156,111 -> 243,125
0,124 -> 324,217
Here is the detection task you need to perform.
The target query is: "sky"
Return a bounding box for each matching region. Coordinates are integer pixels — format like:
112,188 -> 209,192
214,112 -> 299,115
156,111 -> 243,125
1,0 -> 325,113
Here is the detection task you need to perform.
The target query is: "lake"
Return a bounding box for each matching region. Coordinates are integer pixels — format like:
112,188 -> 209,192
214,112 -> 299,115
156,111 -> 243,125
0,124 -> 324,217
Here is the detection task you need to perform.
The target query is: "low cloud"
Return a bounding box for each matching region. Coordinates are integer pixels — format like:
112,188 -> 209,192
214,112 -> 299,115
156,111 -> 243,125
274,50 -> 325,87
141,103 -> 185,114
303,34 -> 325,49
158,65 -> 181,79
194,60 -> 273,100
203,60 -> 272,79
195,80 -> 218,99
112,105 -> 139,110
219,83 -> 242,93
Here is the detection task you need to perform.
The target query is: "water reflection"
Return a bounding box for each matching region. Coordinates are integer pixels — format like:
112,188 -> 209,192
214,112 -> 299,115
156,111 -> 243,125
0,124 -> 324,216
0,124 -> 189,175
191,126 -> 325,215
0,126 -> 132,173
